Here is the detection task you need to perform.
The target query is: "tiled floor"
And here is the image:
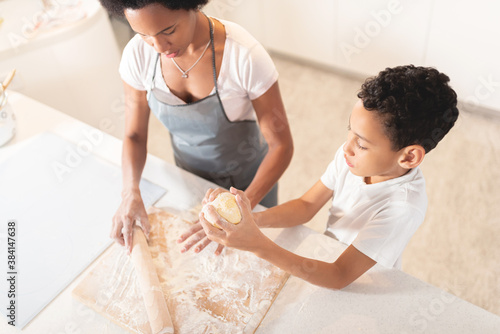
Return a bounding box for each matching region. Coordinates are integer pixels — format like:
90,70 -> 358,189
110,17 -> 500,317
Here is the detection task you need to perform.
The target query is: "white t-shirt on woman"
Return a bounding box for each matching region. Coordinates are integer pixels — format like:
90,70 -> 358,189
119,18 -> 278,122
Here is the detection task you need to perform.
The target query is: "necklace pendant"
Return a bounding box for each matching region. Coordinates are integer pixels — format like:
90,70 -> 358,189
170,38 -> 211,79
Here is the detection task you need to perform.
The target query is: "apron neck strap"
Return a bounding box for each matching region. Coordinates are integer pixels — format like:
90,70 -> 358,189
206,14 -> 219,94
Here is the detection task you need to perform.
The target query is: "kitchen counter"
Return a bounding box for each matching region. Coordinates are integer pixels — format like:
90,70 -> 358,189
1,92 -> 499,333
258,233 -> 500,333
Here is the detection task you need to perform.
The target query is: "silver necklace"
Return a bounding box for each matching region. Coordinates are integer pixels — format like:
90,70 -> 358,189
170,32 -> 212,79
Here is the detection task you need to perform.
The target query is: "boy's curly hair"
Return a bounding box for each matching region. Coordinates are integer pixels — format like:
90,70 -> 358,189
99,0 -> 209,17
358,65 -> 459,153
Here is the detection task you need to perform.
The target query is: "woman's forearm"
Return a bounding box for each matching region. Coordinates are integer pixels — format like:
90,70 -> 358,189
121,135 -> 148,196
247,81 -> 294,208
120,82 -> 150,196
245,142 -> 293,207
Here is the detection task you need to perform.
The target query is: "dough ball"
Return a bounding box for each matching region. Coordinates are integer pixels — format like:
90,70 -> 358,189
202,192 -> 242,228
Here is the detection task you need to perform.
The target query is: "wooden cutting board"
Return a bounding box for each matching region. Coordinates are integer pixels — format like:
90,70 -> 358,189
72,207 -> 289,333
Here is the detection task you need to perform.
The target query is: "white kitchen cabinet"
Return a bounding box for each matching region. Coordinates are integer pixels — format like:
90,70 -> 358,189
205,0 -> 433,77
205,0 -> 337,67
424,0 -> 500,114
334,0 -> 433,77
204,0 -> 500,114
260,0 -> 337,67
204,0 -> 266,42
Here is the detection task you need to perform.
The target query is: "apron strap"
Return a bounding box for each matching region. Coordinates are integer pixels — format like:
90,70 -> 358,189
151,53 -> 160,87
206,14 -> 219,94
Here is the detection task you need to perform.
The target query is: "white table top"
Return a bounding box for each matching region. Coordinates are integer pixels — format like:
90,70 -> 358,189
1,91 -> 499,333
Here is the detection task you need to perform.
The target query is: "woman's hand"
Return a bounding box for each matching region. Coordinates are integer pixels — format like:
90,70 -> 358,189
176,187 -> 228,255
199,187 -> 266,253
114,82 -> 150,254
110,188 -> 149,254
177,221 -> 225,255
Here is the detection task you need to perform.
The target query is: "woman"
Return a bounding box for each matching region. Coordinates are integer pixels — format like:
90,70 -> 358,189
99,0 -> 293,253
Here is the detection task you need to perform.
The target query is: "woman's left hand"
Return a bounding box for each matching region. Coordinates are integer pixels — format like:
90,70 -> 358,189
177,221 -> 225,255
177,187 -> 227,255
199,187 -> 266,253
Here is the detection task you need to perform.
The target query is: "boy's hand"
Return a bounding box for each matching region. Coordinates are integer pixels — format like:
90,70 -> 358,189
199,187 -> 266,253
202,187 -> 229,205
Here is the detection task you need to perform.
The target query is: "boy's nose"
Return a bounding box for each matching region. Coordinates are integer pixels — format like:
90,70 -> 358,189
344,137 -> 355,156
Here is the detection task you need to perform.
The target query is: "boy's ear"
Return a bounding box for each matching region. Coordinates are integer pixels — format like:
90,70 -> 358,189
398,145 -> 425,169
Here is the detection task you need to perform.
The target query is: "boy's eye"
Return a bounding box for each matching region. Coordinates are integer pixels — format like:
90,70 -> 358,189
347,124 -> 367,150
357,141 -> 367,150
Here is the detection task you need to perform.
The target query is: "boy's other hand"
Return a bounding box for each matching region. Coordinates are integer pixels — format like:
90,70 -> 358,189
202,187 -> 229,205
199,187 -> 266,253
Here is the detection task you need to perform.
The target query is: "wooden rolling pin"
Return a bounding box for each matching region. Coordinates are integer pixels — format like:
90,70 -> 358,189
131,226 -> 174,334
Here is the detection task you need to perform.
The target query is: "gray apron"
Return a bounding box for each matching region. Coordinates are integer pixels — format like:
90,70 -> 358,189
147,17 -> 277,207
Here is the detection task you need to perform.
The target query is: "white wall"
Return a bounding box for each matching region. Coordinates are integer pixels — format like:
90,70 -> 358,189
205,0 -> 500,115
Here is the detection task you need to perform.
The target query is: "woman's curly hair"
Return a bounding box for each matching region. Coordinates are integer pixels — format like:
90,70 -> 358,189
99,0 -> 209,17
358,65 -> 459,153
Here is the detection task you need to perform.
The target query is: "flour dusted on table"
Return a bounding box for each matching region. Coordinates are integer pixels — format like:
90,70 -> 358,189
73,207 -> 289,334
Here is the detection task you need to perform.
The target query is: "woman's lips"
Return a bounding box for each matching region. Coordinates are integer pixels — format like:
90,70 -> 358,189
164,51 -> 178,58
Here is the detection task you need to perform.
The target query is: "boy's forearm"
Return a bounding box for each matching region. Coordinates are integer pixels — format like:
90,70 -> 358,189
255,236 -> 344,289
255,198 -> 316,228
255,180 -> 333,228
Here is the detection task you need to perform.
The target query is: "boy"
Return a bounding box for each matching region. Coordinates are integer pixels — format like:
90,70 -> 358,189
192,65 -> 459,289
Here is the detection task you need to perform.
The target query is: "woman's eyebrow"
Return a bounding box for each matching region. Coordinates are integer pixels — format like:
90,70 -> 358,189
134,24 -> 176,36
